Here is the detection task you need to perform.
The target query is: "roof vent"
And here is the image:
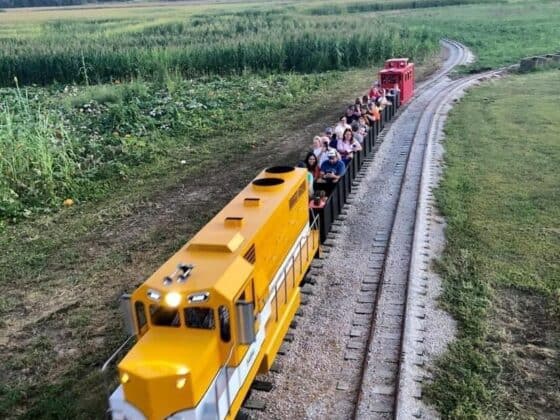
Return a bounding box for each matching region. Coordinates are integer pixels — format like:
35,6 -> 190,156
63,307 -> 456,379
225,217 -> 244,228
244,197 -> 260,207
243,244 -> 256,264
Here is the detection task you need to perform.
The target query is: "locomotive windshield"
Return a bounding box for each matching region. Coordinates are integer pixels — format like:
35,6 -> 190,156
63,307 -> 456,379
185,307 -> 215,329
150,304 -> 180,327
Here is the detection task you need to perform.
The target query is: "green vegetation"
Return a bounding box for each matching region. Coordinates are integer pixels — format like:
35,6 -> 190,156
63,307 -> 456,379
0,2 -> 445,221
3,0 -> 560,221
0,0 -> 122,7
387,1 -> 560,72
427,71 -> 560,417
0,8 -> 439,86
305,0 -> 499,15
0,72 -> 341,220
2,0 -> 560,418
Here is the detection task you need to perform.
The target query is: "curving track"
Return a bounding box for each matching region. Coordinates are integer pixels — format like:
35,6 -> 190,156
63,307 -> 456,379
251,41 -> 502,420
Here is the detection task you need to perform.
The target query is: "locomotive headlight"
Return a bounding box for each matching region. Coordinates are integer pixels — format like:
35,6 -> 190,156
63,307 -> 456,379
176,378 -> 187,389
120,373 -> 130,384
164,292 -> 182,308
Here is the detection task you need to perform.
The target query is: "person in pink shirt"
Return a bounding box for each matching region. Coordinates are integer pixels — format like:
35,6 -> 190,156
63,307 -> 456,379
336,128 -> 362,166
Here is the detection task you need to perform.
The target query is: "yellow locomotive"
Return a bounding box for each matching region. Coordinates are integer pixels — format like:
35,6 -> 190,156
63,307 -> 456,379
106,166 -> 320,419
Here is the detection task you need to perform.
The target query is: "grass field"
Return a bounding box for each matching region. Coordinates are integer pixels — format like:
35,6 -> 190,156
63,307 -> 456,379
387,1 -> 560,72
428,70 -> 560,418
0,0 -> 449,221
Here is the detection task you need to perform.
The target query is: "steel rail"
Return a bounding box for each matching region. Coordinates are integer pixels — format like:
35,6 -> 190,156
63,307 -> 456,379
351,41 -> 473,419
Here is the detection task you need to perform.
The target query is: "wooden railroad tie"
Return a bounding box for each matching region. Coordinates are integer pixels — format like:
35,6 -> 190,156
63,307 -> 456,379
243,399 -> 266,411
251,380 -> 273,392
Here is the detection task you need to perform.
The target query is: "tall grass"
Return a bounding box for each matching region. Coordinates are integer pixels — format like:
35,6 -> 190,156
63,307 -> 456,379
0,10 -> 439,85
0,84 -> 79,217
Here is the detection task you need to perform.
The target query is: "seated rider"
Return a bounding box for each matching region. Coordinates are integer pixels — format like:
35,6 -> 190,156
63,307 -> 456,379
304,151 -> 321,181
318,149 -> 346,184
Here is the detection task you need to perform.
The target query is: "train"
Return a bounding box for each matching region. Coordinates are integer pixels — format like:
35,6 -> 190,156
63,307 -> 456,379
103,62 -> 406,420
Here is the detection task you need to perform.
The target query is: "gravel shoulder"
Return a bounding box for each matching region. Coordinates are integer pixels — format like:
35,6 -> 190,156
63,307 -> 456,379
252,43 -> 475,420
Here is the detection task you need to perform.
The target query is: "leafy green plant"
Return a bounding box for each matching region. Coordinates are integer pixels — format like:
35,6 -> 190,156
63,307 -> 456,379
0,71 -> 343,220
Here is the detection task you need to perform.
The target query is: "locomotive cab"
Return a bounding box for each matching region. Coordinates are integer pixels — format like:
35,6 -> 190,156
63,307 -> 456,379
110,256 -> 259,420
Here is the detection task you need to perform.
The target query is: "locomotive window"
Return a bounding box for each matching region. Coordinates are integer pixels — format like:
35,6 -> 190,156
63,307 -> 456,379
218,306 -> 231,342
150,304 -> 180,327
185,307 -> 215,330
135,301 -> 147,330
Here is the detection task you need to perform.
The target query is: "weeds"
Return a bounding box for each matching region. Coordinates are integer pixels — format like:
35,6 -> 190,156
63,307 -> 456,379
0,72 -> 341,220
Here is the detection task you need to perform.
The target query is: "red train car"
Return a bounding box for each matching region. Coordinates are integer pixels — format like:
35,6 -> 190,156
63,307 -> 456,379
379,58 -> 414,105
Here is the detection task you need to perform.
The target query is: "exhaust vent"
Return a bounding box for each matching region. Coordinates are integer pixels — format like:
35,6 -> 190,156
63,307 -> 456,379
243,244 -> 256,264
252,178 -> 284,187
265,166 -> 295,174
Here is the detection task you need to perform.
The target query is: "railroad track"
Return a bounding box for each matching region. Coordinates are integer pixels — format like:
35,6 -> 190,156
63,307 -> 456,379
353,68 -> 506,420
247,41 -> 500,419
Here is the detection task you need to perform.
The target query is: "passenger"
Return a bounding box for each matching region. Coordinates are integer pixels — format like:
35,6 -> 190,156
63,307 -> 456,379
365,102 -> 380,125
352,105 -> 362,122
311,136 -> 326,164
360,108 -> 369,125
358,116 -> 369,132
310,190 -> 327,209
317,138 -> 332,166
344,106 -> 356,124
322,127 -> 334,144
304,151 -> 321,181
380,94 -> 391,108
297,161 -> 314,197
337,128 -> 362,166
352,122 -> 364,145
368,81 -> 382,101
318,149 -> 345,184
362,95 -> 369,106
334,116 -> 351,141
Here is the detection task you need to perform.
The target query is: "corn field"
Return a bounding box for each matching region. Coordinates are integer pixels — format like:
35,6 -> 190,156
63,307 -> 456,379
0,9 -> 440,86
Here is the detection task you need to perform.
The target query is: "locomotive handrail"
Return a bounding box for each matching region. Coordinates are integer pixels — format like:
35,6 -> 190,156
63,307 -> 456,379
101,333 -> 137,413
220,344 -> 236,418
101,334 -> 136,374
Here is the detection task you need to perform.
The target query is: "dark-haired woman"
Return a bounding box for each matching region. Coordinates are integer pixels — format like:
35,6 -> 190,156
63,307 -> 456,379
337,128 -> 362,166
305,151 -> 321,181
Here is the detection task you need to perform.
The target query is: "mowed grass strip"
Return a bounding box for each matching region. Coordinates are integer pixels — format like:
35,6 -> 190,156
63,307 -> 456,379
428,70 -> 560,418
